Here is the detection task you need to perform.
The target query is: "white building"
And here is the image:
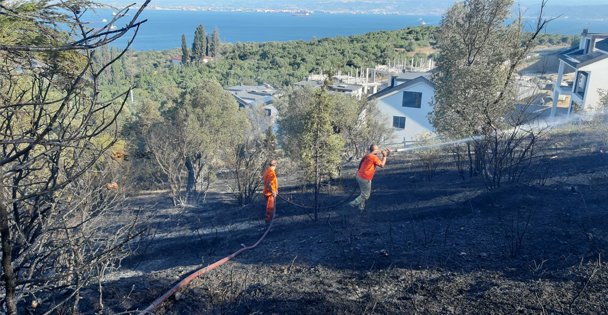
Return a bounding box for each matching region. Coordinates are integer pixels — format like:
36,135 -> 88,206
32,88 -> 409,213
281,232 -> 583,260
369,73 -> 435,143
327,83 -> 365,100
551,29 -> 608,117
294,71 -> 382,99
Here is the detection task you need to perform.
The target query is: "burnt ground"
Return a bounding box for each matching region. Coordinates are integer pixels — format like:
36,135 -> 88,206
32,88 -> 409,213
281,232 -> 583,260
93,125 -> 607,314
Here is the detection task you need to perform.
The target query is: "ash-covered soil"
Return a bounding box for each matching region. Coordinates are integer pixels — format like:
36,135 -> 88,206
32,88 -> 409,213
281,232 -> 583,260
93,126 -> 608,314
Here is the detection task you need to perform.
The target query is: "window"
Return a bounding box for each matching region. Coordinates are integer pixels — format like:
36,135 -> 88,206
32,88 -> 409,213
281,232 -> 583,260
402,91 -> 422,108
584,38 -> 592,54
265,108 -> 272,116
574,71 -> 588,98
393,116 -> 405,129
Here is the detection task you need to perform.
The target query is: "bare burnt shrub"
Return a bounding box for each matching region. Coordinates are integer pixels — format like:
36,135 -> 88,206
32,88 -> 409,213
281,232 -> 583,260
0,1 -> 150,313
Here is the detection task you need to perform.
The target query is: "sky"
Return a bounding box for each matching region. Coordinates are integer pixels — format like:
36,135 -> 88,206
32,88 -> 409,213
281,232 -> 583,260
527,0 -> 607,3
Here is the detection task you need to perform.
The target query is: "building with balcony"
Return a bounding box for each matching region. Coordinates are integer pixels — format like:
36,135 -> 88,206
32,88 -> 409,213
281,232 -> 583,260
551,29 -> 608,117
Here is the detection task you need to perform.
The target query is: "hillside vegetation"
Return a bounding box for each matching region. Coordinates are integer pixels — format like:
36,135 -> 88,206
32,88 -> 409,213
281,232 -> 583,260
101,26 -> 435,90
0,0 -> 601,313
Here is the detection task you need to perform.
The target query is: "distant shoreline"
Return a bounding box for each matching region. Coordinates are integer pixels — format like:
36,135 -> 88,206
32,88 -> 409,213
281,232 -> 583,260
107,6 -> 608,22
102,4 -> 608,21
119,6 -> 447,16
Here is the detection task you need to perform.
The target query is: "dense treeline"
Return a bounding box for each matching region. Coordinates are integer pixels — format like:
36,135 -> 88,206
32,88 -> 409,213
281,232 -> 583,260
535,33 -> 579,47
99,26 -> 436,92
99,25 -> 574,93
212,26 -> 435,86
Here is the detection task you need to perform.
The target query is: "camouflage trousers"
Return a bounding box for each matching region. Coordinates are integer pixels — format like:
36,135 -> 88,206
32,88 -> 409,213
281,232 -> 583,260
350,175 -> 372,210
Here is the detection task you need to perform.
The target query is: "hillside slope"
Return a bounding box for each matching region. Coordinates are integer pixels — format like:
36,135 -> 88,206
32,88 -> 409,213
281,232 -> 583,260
97,122 -> 607,314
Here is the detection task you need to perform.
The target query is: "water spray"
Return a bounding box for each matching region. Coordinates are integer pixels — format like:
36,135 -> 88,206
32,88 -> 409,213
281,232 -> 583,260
386,112 -> 585,155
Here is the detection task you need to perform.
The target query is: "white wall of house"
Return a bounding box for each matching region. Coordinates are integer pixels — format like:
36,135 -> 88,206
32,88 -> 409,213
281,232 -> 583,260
580,58 -> 608,111
375,81 -> 435,143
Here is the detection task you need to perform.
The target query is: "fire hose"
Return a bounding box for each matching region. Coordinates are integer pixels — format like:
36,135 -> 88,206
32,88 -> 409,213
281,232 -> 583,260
138,156 -> 401,313
138,211 -> 276,314
138,184 -> 358,314
138,183 -> 357,313
277,185 -> 359,210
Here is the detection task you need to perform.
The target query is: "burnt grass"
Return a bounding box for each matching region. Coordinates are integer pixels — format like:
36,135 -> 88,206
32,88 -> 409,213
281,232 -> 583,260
97,126 -> 608,314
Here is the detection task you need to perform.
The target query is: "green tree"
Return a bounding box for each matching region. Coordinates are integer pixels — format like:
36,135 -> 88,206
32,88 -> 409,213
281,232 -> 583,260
331,94 -> 392,160
209,29 -> 220,57
429,0 -> 549,186
595,89 -> 608,121
431,0 -> 516,139
278,86 -> 344,220
192,24 -> 207,62
181,33 -> 190,64
591,90 -> 608,149
263,126 -> 277,154
571,35 -> 581,48
600,90 -> 608,109
146,79 -> 249,205
225,124 -> 275,206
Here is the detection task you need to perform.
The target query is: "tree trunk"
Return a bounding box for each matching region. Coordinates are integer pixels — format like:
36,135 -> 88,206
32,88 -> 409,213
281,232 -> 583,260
0,202 -> 18,315
314,178 -> 319,222
185,158 -> 195,194
314,153 -> 320,221
474,142 -> 483,177
467,142 -> 474,178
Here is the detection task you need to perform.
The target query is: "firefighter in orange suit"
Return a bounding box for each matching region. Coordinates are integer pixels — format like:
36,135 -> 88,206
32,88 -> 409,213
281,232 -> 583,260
262,160 -> 278,223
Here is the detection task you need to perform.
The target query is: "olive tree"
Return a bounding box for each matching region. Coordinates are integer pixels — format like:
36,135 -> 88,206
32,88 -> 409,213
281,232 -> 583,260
429,0 -> 552,188
278,87 -> 343,220
145,79 -> 249,206
331,93 -> 392,161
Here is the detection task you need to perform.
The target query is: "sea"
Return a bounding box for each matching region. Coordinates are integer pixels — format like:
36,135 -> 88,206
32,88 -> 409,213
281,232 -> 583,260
88,9 -> 608,51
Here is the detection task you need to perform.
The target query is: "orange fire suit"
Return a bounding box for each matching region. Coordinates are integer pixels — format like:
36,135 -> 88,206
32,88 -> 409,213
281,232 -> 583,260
262,167 -> 278,223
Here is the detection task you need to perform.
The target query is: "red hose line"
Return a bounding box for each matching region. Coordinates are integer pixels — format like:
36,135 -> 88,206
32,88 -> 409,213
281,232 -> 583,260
138,212 -> 276,314
277,186 -> 358,210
